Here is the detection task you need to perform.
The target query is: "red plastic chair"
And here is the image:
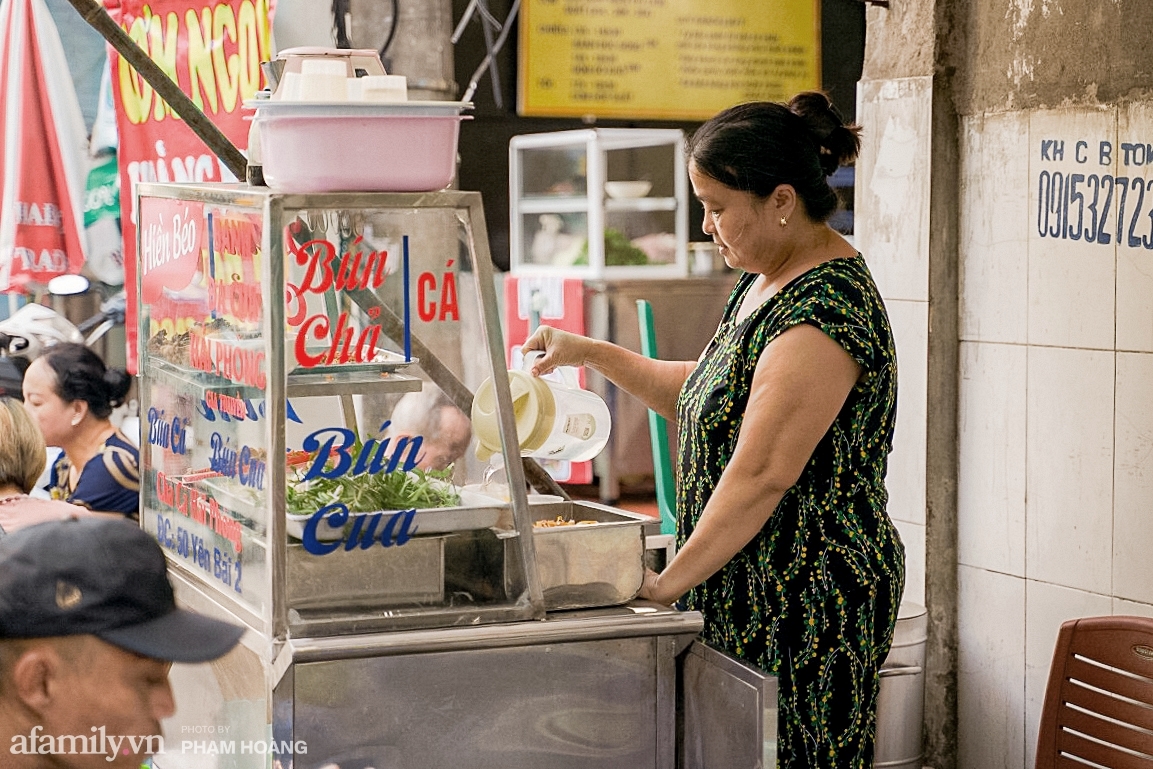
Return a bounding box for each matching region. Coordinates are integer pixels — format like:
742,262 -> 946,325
1036,615 -> 1153,768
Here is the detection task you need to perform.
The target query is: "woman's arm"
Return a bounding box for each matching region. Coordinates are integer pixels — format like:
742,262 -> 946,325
640,323 -> 861,604
523,325 -> 696,421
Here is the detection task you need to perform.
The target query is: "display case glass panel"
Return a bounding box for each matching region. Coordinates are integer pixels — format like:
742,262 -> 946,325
519,146 -> 588,198
139,197 -> 272,621
137,187 -> 539,637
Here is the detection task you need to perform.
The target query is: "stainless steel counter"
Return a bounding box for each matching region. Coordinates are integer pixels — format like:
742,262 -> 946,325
134,186 -> 749,769
284,621 -> 695,769
162,565 -> 704,769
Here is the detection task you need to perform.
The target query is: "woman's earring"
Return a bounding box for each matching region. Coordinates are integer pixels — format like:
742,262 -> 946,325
71,416 -> 81,426
780,217 -> 788,228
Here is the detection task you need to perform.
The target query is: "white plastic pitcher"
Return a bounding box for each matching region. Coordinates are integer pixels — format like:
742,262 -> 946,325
472,351 -> 611,462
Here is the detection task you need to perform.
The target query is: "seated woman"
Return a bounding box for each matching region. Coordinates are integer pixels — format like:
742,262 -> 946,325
0,397 -> 94,537
21,344 -> 139,518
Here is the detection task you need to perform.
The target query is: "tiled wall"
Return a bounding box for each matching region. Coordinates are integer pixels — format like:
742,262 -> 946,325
957,106 -> 1153,768
856,75 -> 935,608
858,82 -> 1153,768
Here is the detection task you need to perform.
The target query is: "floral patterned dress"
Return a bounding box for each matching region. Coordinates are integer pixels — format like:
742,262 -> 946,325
676,255 -> 905,768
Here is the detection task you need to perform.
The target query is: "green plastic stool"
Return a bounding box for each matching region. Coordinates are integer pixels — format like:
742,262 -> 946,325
636,300 -> 676,536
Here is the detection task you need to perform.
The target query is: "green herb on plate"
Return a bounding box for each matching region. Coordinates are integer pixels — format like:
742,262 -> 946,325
285,465 -> 461,515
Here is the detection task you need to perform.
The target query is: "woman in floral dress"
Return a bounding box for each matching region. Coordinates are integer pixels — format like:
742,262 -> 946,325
525,92 -> 904,767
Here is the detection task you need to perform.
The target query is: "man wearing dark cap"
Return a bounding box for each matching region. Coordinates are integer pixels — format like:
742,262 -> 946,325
0,517 -> 245,768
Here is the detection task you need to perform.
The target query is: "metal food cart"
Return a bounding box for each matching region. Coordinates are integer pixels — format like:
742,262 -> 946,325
135,183 -> 720,769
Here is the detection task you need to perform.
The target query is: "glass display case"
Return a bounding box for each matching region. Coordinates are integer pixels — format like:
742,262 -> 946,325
135,184 -> 706,769
509,129 -> 688,278
137,186 -> 556,637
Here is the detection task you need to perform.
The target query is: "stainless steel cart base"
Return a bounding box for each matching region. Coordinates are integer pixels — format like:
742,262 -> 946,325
159,568 -> 702,769
681,640 -> 778,769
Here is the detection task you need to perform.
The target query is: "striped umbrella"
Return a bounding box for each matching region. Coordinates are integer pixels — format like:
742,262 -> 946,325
0,0 -> 88,293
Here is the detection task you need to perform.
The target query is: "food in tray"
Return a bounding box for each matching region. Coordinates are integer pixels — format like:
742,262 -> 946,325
176,468 -> 224,483
285,449 -> 313,468
147,317 -> 255,368
147,328 -> 192,366
533,516 -> 598,528
289,344 -> 414,373
283,445 -> 515,542
367,348 -> 407,365
204,327 -> 262,345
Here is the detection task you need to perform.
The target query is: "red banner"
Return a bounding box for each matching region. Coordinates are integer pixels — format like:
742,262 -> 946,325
105,0 -> 273,372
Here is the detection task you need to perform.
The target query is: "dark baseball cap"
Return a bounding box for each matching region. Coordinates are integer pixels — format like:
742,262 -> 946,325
0,517 -> 244,663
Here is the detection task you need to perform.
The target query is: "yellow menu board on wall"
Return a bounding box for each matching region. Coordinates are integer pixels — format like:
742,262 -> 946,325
518,0 -> 820,120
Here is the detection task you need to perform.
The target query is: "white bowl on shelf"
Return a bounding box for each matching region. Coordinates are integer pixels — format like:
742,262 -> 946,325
605,180 -> 652,199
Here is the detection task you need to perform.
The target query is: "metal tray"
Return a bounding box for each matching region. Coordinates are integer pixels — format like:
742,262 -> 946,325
529,501 -> 648,611
289,347 -> 417,375
199,477 -> 266,532
286,489 -> 510,540
147,355 -> 235,388
287,536 -> 445,609
282,500 -> 650,616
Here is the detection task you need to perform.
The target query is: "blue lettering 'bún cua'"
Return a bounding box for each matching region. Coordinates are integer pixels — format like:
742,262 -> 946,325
301,503 -> 418,555
300,425 -> 422,481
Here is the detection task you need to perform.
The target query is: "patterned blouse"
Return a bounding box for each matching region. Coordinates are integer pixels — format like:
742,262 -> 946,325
48,430 -> 140,518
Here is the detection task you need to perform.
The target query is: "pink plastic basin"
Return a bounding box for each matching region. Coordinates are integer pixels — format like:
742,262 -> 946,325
257,112 -> 468,193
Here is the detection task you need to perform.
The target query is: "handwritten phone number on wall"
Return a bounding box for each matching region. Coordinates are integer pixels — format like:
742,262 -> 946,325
1036,171 -> 1153,247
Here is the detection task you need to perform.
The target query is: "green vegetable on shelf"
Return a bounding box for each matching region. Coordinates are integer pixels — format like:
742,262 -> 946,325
285,465 -> 461,515
575,227 -> 649,266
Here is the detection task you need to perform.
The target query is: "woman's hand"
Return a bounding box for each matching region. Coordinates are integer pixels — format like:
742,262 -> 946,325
523,325 -> 695,422
521,325 -> 596,376
638,568 -> 679,605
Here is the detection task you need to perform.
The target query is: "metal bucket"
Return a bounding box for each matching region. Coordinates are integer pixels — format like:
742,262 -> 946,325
875,602 -> 927,769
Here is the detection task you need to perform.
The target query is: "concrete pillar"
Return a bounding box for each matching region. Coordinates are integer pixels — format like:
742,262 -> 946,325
947,4 -> 1153,769
864,2 -> 1153,768
857,1 -> 961,768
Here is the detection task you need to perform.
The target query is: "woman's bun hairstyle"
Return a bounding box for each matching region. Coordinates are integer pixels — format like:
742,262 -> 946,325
788,91 -> 862,177
687,92 -> 860,223
103,368 -> 132,408
41,343 -> 132,420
